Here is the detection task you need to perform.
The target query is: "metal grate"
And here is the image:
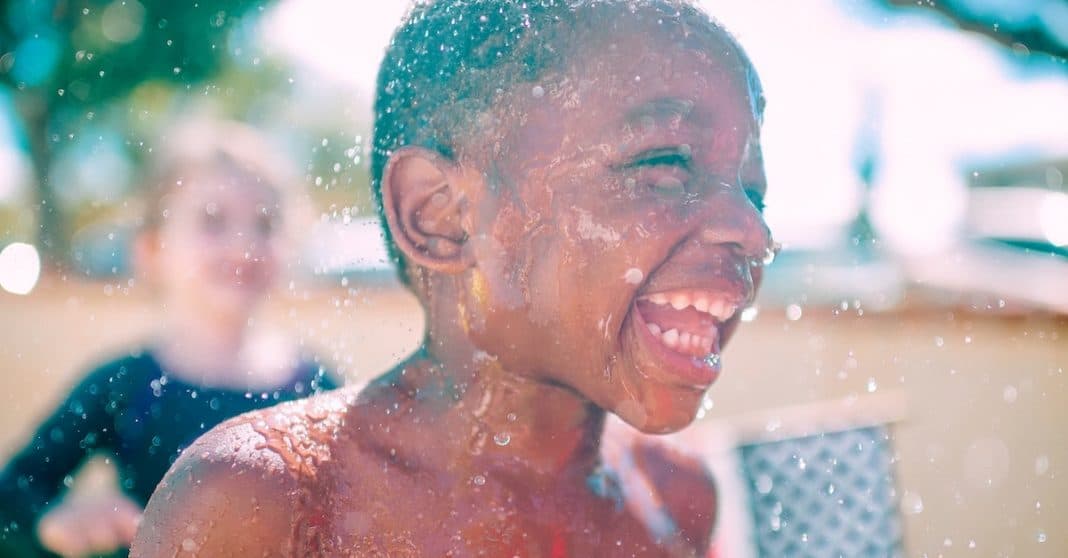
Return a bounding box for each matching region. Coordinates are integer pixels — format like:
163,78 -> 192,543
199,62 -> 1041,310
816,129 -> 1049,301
739,426 -> 903,558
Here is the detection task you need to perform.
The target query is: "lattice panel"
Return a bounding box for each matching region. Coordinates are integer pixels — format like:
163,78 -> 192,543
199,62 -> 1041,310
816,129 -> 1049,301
739,427 -> 903,558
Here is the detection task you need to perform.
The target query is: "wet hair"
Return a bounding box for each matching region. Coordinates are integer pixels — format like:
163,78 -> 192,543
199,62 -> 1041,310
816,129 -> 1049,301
372,0 -> 754,280
141,119 -> 295,232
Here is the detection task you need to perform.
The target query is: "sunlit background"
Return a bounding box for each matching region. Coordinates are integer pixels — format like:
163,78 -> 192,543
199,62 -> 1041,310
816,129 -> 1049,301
0,0 -> 1065,556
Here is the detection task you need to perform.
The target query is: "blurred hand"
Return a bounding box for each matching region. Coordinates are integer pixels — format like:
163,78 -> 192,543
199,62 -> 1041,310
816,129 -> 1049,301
37,492 -> 142,558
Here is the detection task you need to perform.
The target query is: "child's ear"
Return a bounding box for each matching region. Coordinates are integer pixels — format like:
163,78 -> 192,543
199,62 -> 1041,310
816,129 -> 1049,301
381,147 -> 469,274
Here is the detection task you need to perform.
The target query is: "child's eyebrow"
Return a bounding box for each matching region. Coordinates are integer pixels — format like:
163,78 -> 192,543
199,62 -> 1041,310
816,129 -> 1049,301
624,97 -> 697,126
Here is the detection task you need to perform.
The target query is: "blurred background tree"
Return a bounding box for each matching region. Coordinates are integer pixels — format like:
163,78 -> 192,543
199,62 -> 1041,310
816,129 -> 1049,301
0,0 -> 372,271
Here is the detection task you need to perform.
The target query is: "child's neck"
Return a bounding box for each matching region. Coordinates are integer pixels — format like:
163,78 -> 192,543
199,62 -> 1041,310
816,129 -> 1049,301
386,299 -> 606,485
153,303 -> 259,388
436,342 -> 604,482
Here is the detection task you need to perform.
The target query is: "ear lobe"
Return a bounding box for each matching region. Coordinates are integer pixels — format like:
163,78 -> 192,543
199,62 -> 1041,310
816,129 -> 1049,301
381,147 -> 469,274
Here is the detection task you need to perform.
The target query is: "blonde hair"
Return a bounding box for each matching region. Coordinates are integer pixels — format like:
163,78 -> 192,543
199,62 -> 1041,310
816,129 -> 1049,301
140,119 -> 298,232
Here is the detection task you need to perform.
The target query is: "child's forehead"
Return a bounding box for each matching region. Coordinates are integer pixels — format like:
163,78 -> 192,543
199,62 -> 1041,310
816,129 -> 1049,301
171,167 -> 279,206
571,16 -> 753,85
493,26 -> 758,135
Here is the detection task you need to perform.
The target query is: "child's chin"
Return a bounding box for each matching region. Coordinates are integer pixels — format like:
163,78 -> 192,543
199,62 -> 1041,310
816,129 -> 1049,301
205,284 -> 264,311
612,393 -> 703,435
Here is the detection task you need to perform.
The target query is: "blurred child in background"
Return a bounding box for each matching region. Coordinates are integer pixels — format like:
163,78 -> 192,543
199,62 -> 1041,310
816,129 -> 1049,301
0,119 -> 338,557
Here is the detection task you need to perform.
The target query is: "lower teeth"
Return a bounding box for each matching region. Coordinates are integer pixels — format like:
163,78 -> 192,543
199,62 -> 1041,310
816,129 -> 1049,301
703,354 -> 721,368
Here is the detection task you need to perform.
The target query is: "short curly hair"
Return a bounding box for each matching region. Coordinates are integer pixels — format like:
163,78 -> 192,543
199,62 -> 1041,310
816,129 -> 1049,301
371,0 -> 752,280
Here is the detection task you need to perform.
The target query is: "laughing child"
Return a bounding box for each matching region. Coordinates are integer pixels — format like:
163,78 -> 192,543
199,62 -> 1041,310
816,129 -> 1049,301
133,1 -> 773,556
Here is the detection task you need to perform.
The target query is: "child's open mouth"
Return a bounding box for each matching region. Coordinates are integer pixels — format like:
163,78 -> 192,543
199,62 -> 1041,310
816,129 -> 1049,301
629,288 -> 742,387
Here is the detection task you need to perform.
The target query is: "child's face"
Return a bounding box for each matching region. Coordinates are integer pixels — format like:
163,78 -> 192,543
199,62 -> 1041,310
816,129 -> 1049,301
458,24 -> 770,433
147,168 -> 282,320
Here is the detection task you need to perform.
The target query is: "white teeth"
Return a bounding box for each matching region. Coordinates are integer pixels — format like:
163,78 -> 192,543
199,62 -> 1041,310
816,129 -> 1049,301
662,328 -> 679,347
647,323 -> 662,336
679,332 -> 692,348
709,299 -> 724,319
642,290 -> 742,322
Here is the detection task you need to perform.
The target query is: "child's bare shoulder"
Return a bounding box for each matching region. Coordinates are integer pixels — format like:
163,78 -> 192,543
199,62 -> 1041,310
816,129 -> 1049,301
604,422 -> 718,551
132,388 -> 360,556
634,437 -> 718,551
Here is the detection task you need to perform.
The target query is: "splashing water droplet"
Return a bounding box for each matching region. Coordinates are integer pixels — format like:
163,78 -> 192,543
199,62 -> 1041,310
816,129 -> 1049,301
762,243 -> 780,266
866,377 -> 878,393
755,474 -> 773,494
740,306 -> 759,322
902,491 -> 924,514
1035,455 -> 1050,475
493,432 -> 511,446
472,474 -> 486,486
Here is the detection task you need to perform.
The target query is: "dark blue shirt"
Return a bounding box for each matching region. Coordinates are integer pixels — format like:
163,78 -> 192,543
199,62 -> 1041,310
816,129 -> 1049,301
0,350 -> 337,556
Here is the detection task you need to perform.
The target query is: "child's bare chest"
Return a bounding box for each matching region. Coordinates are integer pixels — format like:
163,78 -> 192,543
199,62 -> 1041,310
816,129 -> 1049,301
298,465 -> 691,557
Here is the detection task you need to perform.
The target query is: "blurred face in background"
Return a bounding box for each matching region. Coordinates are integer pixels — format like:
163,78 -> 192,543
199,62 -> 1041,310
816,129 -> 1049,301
139,166 -> 283,323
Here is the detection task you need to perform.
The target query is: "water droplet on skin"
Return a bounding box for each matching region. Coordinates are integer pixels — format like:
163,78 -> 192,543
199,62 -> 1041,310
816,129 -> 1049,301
622,267 -> 643,285
1037,530 -> 1047,543
531,85 -> 545,98
472,474 -> 486,486
506,412 -> 517,422
493,432 -> 511,446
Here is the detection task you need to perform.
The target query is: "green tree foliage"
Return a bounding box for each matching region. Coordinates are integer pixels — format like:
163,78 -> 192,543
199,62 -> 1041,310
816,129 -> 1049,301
0,0 -> 272,267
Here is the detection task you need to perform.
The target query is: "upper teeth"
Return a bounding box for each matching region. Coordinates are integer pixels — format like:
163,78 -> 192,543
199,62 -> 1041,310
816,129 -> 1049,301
643,291 -> 738,322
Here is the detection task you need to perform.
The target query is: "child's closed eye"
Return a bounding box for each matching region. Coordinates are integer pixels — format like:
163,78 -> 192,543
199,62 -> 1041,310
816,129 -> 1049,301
616,148 -> 693,193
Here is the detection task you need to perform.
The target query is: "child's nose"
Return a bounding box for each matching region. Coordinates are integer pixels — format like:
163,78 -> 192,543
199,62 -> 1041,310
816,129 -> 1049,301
692,187 -> 772,262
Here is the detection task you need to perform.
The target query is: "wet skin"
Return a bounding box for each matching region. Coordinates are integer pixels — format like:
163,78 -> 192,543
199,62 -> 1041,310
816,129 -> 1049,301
132,18 -> 771,558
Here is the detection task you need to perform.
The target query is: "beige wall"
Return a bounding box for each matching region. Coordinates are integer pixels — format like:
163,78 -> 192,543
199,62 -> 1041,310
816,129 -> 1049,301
1,277 -> 1064,557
